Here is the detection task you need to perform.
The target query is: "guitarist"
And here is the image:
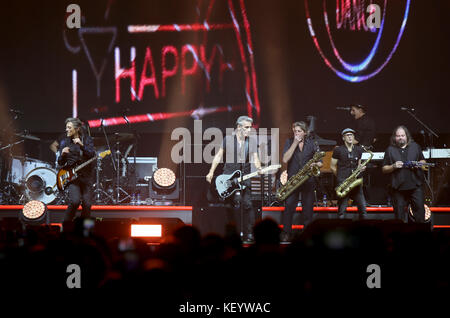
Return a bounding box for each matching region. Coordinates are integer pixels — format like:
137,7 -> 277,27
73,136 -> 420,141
206,116 -> 262,243
57,118 -> 96,221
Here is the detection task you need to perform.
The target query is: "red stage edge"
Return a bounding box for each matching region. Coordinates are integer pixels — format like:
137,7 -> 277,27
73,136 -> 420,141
1,205 -> 449,230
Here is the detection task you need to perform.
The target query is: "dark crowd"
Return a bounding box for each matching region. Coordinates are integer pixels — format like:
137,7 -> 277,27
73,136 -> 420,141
0,217 -> 449,307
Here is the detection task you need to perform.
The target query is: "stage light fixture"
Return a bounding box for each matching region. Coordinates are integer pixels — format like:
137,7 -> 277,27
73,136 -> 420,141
152,168 -> 176,189
21,200 -> 48,225
149,168 -> 179,204
130,224 -> 162,237
280,170 -> 288,186
409,204 -> 431,222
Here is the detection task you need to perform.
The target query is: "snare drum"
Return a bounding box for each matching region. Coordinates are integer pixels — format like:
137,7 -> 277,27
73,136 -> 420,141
24,167 -> 58,204
11,157 -> 52,185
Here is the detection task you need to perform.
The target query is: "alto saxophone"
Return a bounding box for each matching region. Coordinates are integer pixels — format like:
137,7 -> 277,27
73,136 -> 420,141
276,151 -> 325,202
335,146 -> 373,198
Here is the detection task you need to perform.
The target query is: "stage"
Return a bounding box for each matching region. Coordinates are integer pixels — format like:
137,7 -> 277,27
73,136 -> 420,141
2,204 -> 449,232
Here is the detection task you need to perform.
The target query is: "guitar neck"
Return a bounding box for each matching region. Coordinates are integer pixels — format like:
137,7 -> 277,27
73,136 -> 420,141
240,165 -> 280,181
74,156 -> 96,172
241,171 -> 259,181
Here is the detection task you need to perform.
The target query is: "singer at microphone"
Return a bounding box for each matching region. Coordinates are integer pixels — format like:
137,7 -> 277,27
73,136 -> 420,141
348,104 -> 376,148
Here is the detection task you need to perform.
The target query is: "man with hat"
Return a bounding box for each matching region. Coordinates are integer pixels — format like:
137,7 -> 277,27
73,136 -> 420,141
350,104 -> 376,149
330,128 -> 368,219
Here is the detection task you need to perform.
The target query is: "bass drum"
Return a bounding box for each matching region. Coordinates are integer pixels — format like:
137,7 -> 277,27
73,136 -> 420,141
24,167 -> 58,204
11,157 -> 52,185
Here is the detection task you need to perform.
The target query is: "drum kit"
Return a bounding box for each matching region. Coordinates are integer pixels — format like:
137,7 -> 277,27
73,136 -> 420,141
91,132 -> 138,205
0,127 -> 139,205
0,132 -> 63,205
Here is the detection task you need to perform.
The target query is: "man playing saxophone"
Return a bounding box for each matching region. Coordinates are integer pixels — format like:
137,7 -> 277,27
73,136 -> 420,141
280,121 -> 322,242
330,128 -> 368,219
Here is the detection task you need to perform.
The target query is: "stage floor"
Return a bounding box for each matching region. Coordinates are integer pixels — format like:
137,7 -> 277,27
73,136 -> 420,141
1,204 -> 449,229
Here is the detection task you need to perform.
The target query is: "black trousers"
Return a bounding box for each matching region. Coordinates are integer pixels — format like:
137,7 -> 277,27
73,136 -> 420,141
337,184 -> 367,218
282,180 -> 315,234
392,186 -> 425,223
225,182 -> 255,236
65,179 -> 92,221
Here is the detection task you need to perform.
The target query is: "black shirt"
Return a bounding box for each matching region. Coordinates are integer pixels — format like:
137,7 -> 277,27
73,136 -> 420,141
222,134 -> 258,175
283,137 -> 320,179
354,114 -> 375,147
57,134 -> 96,180
382,142 -> 425,190
332,145 -> 364,184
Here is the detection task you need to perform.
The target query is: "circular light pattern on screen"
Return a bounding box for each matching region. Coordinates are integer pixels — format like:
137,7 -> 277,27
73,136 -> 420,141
323,0 -> 387,73
304,0 -> 411,82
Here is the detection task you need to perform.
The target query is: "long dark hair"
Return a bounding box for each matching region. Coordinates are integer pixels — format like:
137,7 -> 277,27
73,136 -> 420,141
292,121 -> 308,133
390,125 -> 413,146
65,117 -> 87,137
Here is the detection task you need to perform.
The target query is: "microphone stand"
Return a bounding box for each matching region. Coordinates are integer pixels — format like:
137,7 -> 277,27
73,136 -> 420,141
132,131 -> 138,203
0,140 -> 24,152
100,120 -> 116,172
404,109 -> 439,146
404,109 -> 438,204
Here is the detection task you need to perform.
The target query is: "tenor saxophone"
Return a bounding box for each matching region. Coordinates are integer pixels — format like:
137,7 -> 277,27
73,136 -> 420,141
335,146 -> 373,198
276,151 -> 325,202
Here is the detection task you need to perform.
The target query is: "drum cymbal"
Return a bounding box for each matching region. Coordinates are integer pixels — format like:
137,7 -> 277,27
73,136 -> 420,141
15,132 -> 40,141
92,133 -> 134,146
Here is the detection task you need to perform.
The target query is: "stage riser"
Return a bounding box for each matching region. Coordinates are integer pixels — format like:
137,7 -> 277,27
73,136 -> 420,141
1,206 -> 449,229
0,209 -> 192,224
261,211 -> 450,227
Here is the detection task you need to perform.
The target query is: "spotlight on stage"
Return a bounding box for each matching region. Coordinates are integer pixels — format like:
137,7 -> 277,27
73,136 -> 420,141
21,200 -> 48,225
130,219 -> 184,243
280,170 -> 288,186
409,204 -> 431,223
149,168 -> 179,205
153,167 -> 176,188
130,224 -> 162,238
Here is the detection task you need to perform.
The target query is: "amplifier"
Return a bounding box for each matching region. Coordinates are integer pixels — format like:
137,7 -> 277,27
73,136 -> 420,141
127,157 -> 157,180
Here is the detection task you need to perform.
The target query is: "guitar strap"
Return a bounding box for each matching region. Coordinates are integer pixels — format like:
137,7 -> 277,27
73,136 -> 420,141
235,135 -> 249,164
79,135 -> 85,157
244,136 -> 249,163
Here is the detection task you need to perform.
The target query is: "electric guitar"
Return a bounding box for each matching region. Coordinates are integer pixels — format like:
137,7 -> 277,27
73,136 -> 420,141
215,164 -> 281,199
57,150 -> 111,191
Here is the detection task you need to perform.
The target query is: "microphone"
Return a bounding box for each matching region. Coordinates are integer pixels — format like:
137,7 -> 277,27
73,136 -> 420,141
122,115 -> 130,124
400,106 -> 415,112
336,106 -> 351,111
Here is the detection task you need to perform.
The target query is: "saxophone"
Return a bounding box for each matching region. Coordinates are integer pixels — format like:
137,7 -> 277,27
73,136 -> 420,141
276,151 -> 325,202
335,146 -> 373,198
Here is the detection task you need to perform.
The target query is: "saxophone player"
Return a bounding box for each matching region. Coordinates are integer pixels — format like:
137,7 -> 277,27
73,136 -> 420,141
330,128 -> 368,219
281,121 -> 322,242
